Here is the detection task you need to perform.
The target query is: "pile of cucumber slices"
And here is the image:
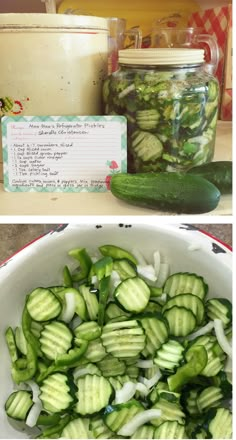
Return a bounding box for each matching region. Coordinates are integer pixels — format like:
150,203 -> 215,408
4,244 -> 232,439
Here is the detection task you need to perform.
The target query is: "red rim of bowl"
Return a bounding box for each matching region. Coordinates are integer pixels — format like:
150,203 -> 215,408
0,224 -> 232,267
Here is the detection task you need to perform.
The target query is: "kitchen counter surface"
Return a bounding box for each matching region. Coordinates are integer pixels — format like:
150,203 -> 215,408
0,223 -> 232,263
0,121 -> 232,216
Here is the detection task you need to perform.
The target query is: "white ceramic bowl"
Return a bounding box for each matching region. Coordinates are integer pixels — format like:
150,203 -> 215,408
0,223 -> 232,438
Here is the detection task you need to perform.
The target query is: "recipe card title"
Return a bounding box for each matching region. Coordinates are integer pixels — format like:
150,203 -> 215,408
2,116 -> 127,192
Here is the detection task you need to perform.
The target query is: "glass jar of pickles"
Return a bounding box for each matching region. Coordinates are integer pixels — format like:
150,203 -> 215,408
103,48 -> 219,173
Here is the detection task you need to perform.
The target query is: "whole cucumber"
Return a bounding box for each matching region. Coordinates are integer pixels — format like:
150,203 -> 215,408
110,173 -> 221,214
187,161 -> 232,194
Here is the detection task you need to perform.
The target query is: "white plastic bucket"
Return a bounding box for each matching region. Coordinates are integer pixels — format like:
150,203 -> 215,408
0,13 -> 109,117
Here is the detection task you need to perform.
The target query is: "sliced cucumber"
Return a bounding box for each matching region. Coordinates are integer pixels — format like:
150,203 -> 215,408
101,320 -> 145,358
75,374 -> 113,415
154,339 -> 185,371
115,277 -> 150,313
79,284 -> 99,321
26,288 -> 62,321
61,417 -> 92,439
85,337 -> 107,362
39,321 -> 73,361
97,355 -> 126,377
163,306 -> 197,337
164,272 -> 208,300
39,373 -> 74,413
207,407 -> 232,439
154,420 -> 187,439
90,416 -> 114,439
206,298 -> 232,328
104,400 -> 144,433
187,335 -> 224,377
74,321 -> 101,341
105,302 -> 131,322
5,390 -> 33,421
131,424 -> 155,439
113,258 -> 137,280
197,386 -> 223,413
162,293 -> 205,325
151,398 -> 185,427
138,313 -> 169,357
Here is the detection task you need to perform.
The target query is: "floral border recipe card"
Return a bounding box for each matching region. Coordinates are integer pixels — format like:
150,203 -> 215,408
1,115 -> 127,192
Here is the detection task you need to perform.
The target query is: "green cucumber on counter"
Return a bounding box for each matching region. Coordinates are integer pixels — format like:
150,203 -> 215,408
187,161 -> 232,194
110,172 -> 221,214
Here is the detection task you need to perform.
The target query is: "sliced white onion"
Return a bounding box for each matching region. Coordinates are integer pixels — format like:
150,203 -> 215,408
153,250 -> 161,277
214,319 -> 232,358
25,380 -> 40,403
26,401 -> 43,427
114,382 -> 137,404
117,409 -> 162,436
136,382 -> 149,396
73,367 -> 93,381
109,270 -> 121,296
137,265 -> 157,282
131,248 -> 147,266
91,275 -> 99,287
186,321 -> 215,341
118,84 -> 135,99
136,359 -> 154,369
70,315 -> 82,330
156,263 -> 170,287
139,369 -> 162,389
61,292 -> 76,323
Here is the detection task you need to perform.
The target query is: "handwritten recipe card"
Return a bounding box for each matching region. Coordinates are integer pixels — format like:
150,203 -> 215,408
2,116 -> 127,192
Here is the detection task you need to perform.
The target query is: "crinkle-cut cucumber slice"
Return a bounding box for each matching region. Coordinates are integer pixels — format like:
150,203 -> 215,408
131,424 -> 155,439
163,272 -> 208,300
26,287 -> 61,321
138,313 -> 169,357
5,390 -> 33,421
61,417 -> 92,439
101,320 -> 145,358
39,373 -> 74,413
154,420 -> 187,439
151,398 -> 186,427
104,400 -> 144,433
162,293 -> 205,325
39,321 -> 73,360
115,277 -> 150,313
208,407 -> 232,439
74,321 -> 101,341
75,374 -> 113,415
163,306 -> 197,337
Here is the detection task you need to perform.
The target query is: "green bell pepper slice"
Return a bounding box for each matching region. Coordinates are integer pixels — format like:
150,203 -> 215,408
69,247 -> 93,282
168,345 -> 208,392
98,276 -> 111,326
55,338 -> 88,368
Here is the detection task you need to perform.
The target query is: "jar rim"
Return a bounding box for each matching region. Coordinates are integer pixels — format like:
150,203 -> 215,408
118,48 -> 205,66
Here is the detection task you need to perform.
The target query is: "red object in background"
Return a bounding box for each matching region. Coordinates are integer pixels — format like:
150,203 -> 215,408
188,5 -> 232,121
105,175 -> 112,190
188,6 -> 230,86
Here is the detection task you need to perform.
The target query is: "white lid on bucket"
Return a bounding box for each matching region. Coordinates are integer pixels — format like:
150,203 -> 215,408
118,48 -> 205,66
0,13 -> 108,31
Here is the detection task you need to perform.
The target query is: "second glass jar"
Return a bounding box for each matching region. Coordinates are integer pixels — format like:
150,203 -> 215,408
103,48 -> 219,173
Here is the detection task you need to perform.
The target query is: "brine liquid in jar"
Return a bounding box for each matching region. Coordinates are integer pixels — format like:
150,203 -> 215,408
103,48 -> 219,173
